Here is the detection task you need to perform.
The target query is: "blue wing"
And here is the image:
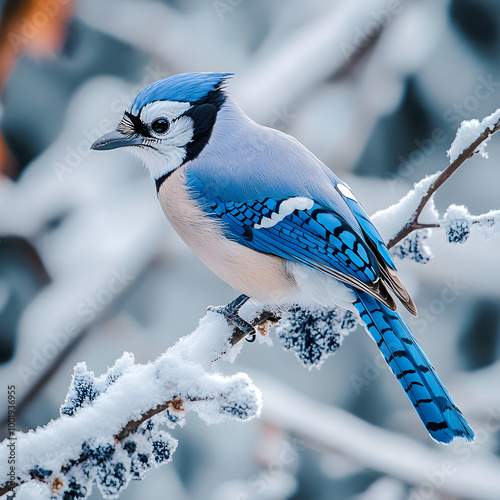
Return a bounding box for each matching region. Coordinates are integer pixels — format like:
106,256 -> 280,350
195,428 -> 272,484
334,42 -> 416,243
331,180 -> 416,313
333,181 -> 396,271
186,172 -> 400,307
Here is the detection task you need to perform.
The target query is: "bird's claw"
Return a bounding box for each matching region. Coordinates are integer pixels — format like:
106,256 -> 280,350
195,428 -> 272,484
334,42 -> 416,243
208,295 -> 256,342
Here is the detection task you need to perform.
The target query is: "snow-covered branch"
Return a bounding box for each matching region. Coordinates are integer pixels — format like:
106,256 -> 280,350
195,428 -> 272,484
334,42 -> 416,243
386,109 -> 500,249
0,311 -> 268,498
1,109 -> 500,499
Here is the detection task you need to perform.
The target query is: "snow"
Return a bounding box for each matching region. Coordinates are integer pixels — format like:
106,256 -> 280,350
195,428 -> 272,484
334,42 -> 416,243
473,209 -> 500,241
447,108 -> 500,163
368,108 -> 500,261
15,482 -> 52,500
443,204 -> 500,244
371,173 -> 440,243
443,204 -> 471,244
370,173 -> 439,263
0,311 -> 262,498
276,306 -> 357,369
390,230 -> 433,264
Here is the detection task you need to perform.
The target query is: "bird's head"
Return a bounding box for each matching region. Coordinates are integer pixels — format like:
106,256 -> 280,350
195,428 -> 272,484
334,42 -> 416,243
91,72 -> 233,182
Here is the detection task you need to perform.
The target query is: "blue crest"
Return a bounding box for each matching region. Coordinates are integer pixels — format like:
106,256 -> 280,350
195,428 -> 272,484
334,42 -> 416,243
129,72 -> 233,114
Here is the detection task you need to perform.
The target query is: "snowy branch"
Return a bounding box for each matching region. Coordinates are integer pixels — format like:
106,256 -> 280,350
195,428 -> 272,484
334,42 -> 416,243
0,304 -> 285,498
2,109 -> 500,499
387,109 -> 500,248
0,310 -> 269,498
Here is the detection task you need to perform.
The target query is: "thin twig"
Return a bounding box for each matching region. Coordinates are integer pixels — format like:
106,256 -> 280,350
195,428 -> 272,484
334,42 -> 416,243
388,119 -> 500,249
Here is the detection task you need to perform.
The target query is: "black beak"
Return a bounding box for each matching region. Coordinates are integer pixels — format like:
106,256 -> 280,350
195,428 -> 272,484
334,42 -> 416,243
91,130 -> 144,151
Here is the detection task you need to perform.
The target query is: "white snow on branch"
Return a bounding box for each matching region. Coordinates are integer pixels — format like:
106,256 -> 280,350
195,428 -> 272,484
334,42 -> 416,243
15,482 -> 52,500
0,312 -> 262,498
371,173 -> 440,244
447,108 -> 500,162
369,174 -> 438,263
443,204 -> 500,244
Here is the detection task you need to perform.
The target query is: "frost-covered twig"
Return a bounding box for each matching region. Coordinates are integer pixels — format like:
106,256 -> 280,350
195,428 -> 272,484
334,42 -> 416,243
0,302 -> 285,498
0,310 -> 270,498
388,109 -> 500,248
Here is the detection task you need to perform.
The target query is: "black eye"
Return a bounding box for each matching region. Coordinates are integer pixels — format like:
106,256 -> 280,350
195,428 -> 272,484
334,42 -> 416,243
151,118 -> 169,134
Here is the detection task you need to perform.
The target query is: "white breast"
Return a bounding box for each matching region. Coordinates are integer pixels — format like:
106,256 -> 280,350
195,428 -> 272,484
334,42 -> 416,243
158,168 -> 296,303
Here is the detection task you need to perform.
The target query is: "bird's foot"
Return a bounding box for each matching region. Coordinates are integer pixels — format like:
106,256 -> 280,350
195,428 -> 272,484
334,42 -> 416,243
208,294 -> 256,342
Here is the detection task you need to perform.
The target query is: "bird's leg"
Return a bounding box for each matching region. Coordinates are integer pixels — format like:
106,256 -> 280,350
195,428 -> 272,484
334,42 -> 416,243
208,294 -> 256,342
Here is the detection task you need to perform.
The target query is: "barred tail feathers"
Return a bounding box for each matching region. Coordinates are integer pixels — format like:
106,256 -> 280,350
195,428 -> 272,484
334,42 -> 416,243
352,291 -> 474,444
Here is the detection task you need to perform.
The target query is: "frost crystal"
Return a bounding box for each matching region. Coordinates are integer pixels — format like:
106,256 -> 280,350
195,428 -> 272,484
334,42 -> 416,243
152,406 -> 186,430
443,204 -> 500,243
219,376 -> 262,420
60,364 -> 100,417
277,306 -> 357,368
57,420 -> 178,499
64,476 -> 90,499
61,353 -> 135,417
29,466 -> 52,480
189,372 -> 263,424
443,204 -> 471,244
391,230 -> 432,264
447,108 -> 500,162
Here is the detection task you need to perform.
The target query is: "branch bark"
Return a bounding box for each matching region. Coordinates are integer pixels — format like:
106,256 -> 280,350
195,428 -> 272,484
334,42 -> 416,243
388,118 -> 500,248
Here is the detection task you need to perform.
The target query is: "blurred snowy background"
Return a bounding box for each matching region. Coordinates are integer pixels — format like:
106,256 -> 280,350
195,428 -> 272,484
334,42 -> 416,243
1,0 -> 500,499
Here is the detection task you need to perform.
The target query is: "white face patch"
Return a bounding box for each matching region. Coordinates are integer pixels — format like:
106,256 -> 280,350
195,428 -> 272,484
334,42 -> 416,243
254,197 -> 314,229
159,115 -> 194,147
138,100 -> 191,123
118,95 -> 196,180
337,183 -> 358,201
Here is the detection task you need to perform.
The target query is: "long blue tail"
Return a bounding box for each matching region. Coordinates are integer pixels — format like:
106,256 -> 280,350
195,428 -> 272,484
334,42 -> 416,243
352,290 -> 474,443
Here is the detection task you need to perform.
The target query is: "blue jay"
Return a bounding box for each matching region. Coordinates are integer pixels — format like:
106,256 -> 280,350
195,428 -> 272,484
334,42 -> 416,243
92,73 -> 474,444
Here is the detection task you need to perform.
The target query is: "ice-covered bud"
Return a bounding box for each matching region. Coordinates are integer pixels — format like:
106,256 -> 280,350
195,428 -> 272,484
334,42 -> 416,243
218,374 -> 263,420
391,230 -> 432,264
443,204 -> 471,244
60,363 -> 100,417
61,353 -> 135,417
277,306 -> 357,369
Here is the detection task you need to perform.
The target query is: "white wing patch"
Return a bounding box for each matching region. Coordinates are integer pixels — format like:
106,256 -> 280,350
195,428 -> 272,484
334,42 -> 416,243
254,197 -> 314,229
337,183 -> 358,201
